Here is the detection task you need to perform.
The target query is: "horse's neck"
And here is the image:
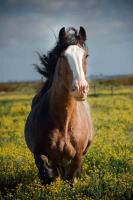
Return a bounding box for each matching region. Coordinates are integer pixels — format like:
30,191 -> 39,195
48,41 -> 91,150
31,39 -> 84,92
49,81 -> 76,129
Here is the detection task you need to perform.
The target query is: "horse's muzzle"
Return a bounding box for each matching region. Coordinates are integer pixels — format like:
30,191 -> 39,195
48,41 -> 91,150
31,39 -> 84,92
71,79 -> 89,101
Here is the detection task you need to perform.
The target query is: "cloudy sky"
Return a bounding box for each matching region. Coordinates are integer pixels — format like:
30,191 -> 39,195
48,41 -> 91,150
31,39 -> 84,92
0,0 -> 133,82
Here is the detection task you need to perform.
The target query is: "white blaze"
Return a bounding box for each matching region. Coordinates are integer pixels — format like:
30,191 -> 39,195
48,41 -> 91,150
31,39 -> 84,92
64,45 -> 85,80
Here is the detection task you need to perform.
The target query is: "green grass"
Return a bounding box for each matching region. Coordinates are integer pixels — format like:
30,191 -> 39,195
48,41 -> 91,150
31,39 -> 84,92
0,87 -> 133,200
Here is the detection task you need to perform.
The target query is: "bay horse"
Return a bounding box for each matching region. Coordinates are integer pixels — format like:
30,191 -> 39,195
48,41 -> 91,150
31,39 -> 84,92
25,27 -> 93,184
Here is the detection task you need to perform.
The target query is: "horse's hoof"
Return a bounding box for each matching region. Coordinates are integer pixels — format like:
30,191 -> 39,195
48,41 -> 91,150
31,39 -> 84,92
40,177 -> 54,185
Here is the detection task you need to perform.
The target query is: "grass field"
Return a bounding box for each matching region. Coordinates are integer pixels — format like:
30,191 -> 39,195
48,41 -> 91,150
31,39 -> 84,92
0,87 -> 133,200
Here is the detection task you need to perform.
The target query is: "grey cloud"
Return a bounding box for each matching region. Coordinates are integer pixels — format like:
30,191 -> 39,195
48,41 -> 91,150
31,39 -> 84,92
0,0 -> 133,81
0,14 -> 60,48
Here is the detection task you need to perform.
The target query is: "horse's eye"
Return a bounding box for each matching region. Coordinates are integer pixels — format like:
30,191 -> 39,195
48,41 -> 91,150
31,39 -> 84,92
86,54 -> 88,58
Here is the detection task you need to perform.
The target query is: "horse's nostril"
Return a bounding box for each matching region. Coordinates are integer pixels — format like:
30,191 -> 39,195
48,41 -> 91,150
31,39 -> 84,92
72,88 -> 76,92
72,85 -> 77,92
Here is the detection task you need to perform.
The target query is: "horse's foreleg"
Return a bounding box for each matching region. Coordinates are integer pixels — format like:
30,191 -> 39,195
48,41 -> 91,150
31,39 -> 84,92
34,154 -> 55,185
66,153 -> 82,182
83,140 -> 92,155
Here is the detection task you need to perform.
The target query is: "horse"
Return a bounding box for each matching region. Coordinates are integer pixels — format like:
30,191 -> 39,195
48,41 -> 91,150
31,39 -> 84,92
25,26 -> 93,184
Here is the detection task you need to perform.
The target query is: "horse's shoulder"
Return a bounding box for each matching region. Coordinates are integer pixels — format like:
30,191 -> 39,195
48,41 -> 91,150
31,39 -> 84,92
31,89 -> 50,110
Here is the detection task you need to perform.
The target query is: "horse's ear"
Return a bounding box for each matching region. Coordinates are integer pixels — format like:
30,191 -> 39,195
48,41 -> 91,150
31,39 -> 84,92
59,27 -> 66,41
79,26 -> 86,41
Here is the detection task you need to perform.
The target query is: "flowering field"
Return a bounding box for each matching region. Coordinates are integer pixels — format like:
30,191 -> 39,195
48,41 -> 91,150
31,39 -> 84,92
0,88 -> 133,200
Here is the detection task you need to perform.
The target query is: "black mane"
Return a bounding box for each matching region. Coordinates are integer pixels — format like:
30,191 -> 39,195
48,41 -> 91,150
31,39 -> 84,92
35,27 -> 86,93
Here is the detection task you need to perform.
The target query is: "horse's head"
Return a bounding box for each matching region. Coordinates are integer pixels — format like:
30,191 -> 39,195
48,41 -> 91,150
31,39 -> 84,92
57,27 -> 89,101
